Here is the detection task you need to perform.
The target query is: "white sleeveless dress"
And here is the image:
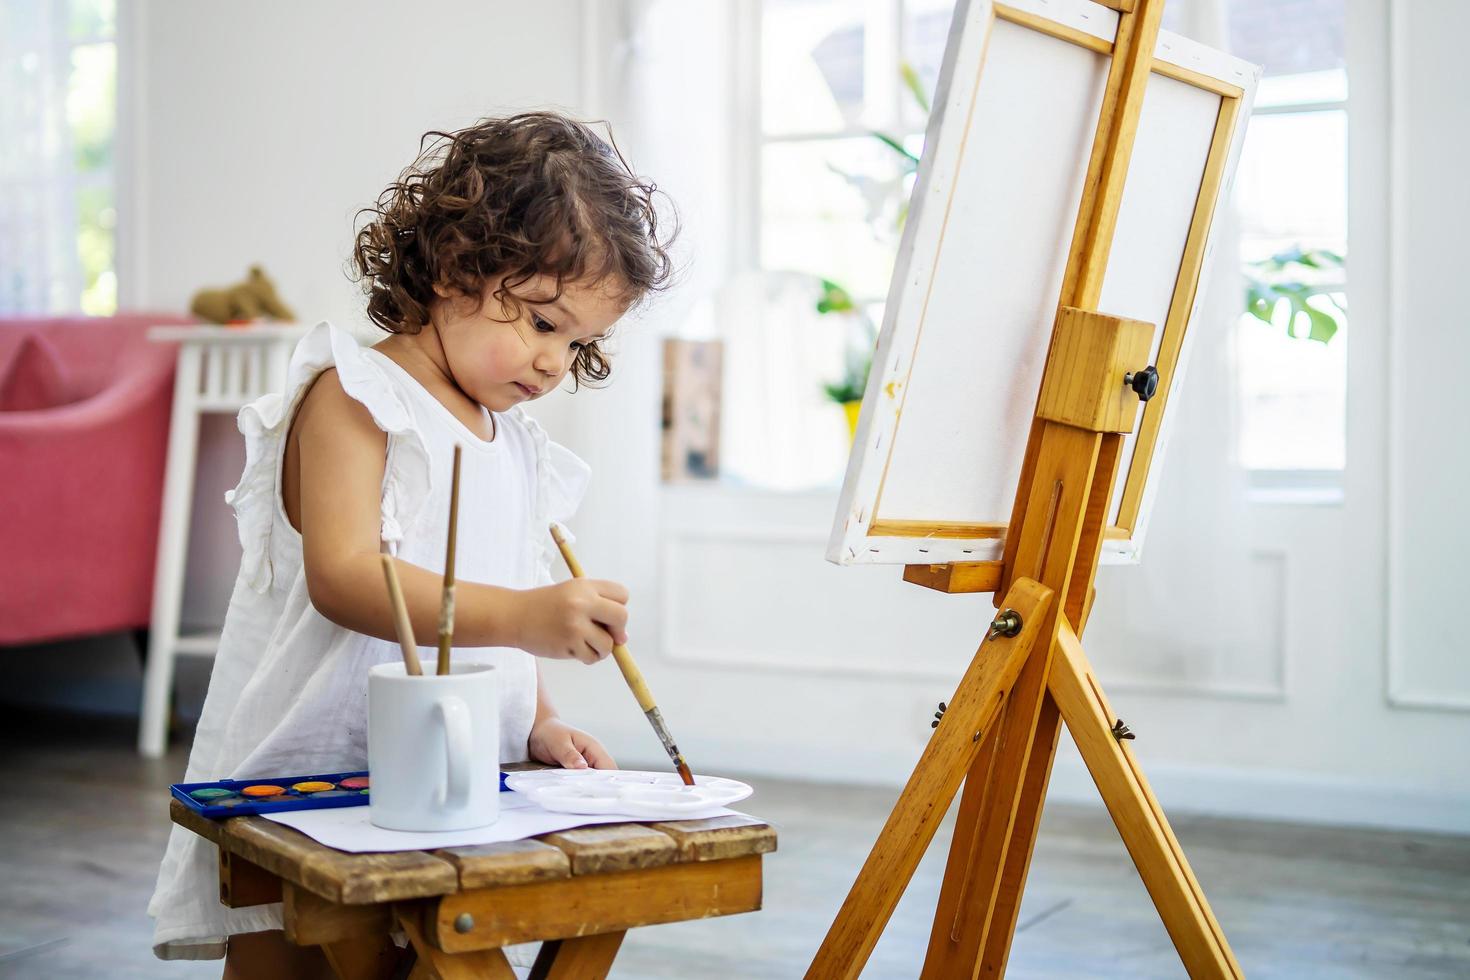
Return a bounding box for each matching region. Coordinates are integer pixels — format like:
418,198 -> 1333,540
148,321 -> 589,959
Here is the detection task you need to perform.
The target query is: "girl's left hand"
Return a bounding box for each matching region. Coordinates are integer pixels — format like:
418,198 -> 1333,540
528,717 -> 617,770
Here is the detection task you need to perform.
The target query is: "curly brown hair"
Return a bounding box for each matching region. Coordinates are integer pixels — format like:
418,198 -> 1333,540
350,111 -> 676,387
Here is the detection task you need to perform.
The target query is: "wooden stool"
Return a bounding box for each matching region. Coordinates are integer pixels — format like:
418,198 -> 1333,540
171,798 -> 776,979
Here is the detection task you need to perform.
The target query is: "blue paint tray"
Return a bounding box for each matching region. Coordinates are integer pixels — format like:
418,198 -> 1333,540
171,769 -> 510,819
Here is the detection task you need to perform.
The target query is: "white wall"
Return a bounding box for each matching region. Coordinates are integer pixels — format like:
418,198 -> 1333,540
541,0 -> 1470,834
127,0 -> 592,624
1386,0 -> 1470,713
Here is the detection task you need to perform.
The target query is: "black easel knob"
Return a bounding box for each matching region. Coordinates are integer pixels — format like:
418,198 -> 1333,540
1124,366 -> 1159,402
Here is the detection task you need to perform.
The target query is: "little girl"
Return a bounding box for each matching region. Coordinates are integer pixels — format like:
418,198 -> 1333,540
148,111 -> 674,974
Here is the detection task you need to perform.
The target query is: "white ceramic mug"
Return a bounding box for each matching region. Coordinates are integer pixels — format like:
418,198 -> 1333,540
368,661 -> 500,831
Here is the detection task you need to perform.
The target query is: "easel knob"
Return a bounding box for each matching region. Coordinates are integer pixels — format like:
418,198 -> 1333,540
1124,366 -> 1160,402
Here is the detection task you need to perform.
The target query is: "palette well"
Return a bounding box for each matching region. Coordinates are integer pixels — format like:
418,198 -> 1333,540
504,769 -> 753,819
172,769 -> 510,819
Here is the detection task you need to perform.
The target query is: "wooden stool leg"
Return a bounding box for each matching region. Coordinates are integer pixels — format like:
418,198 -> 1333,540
528,932 -> 626,980
321,934 -> 401,980
805,578 -> 1054,980
398,910 -> 515,980
1049,621 -> 1242,979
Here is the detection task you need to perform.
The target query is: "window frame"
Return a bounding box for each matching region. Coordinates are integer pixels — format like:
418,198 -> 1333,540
743,0 -> 934,304
66,1 -> 120,314
1235,78 -> 1351,495
738,0 -> 1356,499
5,0 -> 123,314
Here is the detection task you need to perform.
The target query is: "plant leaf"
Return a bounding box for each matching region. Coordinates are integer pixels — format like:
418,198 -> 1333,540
817,278 -> 856,314
900,61 -> 931,113
1305,305 -> 1338,343
870,130 -> 921,164
1245,282 -> 1275,323
1275,244 -> 1307,267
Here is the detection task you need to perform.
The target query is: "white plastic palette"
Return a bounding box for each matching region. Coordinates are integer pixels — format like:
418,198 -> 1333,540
504,769 -> 752,819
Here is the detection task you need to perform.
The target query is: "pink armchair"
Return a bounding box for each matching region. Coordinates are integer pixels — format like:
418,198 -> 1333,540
0,314 -> 194,645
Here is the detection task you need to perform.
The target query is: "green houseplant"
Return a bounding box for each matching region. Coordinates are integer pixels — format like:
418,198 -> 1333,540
817,279 -> 878,438
818,64 -> 929,440
1244,245 -> 1346,343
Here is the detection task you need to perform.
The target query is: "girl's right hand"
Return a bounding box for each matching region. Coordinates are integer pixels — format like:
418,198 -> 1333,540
516,579 -> 630,664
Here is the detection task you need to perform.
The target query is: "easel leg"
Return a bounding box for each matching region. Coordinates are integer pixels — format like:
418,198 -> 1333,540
977,438 -> 1121,979
921,707 -> 1001,968
974,437 -> 1121,978
1048,620 -> 1242,979
980,691 -> 1063,978
922,427 -> 1102,980
919,641 -> 1064,980
804,579 -> 1054,980
528,932 -> 626,980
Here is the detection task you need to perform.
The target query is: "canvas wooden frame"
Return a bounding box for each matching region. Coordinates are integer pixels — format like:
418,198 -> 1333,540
828,0 -> 1260,567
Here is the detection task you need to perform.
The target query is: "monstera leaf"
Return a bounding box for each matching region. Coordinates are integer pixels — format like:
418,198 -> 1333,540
1244,246 -> 1346,344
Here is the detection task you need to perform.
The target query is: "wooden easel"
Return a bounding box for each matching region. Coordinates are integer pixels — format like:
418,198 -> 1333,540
807,1 -> 1243,977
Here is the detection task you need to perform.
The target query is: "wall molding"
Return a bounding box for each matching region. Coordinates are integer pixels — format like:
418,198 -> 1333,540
659,524 -> 968,683
662,526 -> 1287,703
1383,0 -> 1470,714
610,721 -> 1470,836
1046,755 -> 1470,836
1094,549 -> 1288,702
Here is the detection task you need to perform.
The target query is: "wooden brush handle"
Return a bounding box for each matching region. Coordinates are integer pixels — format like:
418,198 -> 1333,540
549,523 -> 586,577
379,554 -> 423,676
549,525 -> 657,711
436,444 -> 463,675
609,644 -> 657,713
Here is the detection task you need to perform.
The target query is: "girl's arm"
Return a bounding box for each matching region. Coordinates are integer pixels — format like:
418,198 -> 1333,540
291,369 -> 627,662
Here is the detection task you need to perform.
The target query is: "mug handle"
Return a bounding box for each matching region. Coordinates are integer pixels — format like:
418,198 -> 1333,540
435,696 -> 472,809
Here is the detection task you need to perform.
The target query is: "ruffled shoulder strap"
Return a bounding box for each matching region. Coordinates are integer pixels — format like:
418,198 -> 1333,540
506,406 -> 591,584
224,321 -> 432,592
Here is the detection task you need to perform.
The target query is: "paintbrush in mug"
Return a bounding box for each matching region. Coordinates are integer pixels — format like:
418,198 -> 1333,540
378,554 -> 423,676
549,523 -> 695,786
436,444 -> 463,675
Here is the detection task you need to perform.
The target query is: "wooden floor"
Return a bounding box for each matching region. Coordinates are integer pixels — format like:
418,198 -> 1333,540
1,709 -> 1467,979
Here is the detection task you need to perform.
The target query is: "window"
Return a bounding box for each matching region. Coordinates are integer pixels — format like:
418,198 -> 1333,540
746,0 -> 1349,489
1224,0 -> 1348,475
729,0 -> 951,490
0,0 -> 119,315
759,0 -> 950,304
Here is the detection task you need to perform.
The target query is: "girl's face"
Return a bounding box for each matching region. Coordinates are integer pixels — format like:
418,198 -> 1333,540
431,274 -> 629,412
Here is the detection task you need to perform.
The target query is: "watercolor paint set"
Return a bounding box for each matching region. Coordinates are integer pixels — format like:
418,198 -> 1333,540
171,770 -> 374,818
171,770 -> 511,819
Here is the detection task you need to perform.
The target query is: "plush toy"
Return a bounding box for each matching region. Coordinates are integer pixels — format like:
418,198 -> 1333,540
190,265 -> 296,325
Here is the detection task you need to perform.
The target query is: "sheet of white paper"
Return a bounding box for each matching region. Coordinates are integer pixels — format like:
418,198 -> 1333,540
263,791 -> 740,853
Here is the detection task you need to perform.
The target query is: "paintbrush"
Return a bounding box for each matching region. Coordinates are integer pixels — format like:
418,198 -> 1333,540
436,444 -> 463,676
549,523 -> 695,786
378,554 -> 423,676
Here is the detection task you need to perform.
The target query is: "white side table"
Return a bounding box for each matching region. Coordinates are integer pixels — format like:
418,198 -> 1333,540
138,323 -> 309,757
